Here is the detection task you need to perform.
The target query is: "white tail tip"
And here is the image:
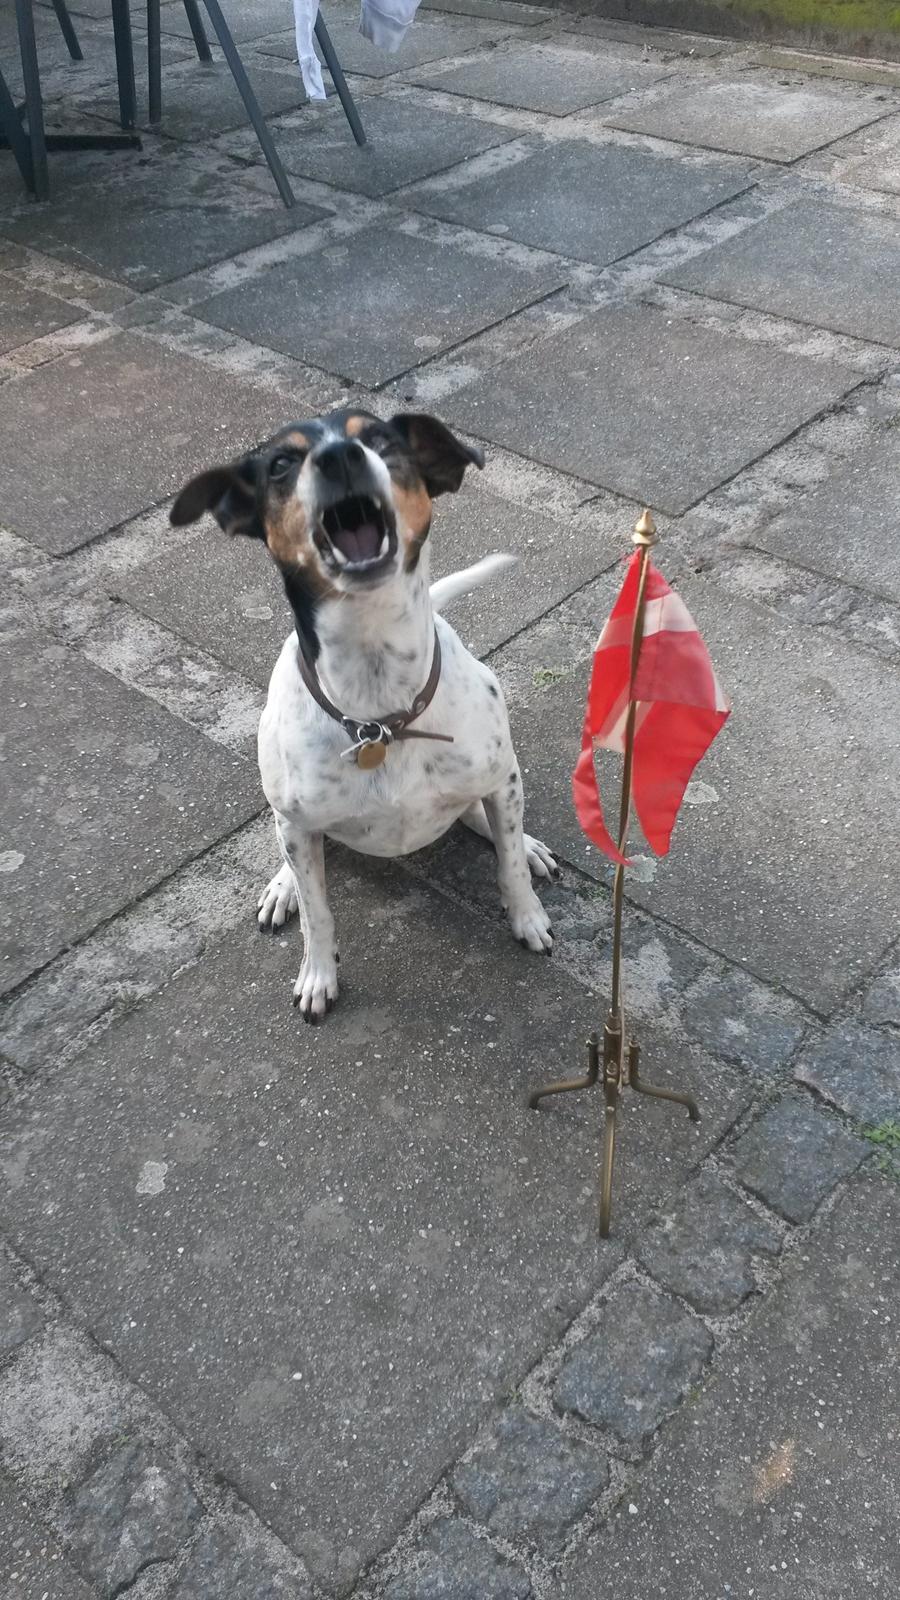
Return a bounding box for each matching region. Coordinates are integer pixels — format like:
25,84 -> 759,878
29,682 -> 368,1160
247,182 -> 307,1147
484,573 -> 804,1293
430,552 -> 517,612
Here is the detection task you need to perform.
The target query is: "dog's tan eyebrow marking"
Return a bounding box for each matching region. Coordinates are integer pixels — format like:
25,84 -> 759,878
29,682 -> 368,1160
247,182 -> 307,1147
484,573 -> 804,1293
344,415 -> 370,438
280,428 -> 313,451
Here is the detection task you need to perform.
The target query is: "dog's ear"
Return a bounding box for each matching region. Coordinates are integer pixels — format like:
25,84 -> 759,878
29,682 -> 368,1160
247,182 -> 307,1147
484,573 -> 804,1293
388,414 -> 484,497
170,456 -> 263,538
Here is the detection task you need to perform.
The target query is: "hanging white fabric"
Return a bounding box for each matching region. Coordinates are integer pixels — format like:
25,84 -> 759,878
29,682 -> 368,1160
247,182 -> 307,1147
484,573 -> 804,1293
293,0 -> 326,100
291,0 -> 423,101
359,0 -> 422,50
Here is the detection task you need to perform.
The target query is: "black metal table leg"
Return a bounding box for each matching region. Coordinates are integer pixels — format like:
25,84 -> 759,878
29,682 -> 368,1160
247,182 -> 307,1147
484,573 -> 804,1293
110,0 -> 136,129
199,0 -> 296,207
50,0 -> 83,60
147,0 -> 161,123
0,64 -> 34,188
182,0 -> 213,62
14,0 -> 48,199
314,13 -> 365,147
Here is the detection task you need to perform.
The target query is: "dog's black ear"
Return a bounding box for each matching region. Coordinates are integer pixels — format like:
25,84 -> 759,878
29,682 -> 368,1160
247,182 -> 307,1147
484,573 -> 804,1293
388,414 -> 484,497
170,457 -> 263,538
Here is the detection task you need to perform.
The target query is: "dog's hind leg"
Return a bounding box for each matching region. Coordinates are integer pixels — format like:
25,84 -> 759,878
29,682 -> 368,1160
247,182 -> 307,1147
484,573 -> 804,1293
480,773 -> 555,954
460,800 -> 559,882
257,862 -> 299,930
273,815 -> 339,1023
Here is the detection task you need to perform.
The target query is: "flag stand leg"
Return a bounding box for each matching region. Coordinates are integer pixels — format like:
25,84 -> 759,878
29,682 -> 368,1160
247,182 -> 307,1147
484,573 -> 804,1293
529,510 -> 700,1239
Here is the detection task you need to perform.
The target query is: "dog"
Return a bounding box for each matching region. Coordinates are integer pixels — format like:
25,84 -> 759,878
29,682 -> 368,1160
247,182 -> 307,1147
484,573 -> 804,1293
171,408 -> 557,1022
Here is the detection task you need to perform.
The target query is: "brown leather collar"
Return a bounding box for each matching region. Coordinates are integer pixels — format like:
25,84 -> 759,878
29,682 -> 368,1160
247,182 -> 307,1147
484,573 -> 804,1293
296,629 -> 454,761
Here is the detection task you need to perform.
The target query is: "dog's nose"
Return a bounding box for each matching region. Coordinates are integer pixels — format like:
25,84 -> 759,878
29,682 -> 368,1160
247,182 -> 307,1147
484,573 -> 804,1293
313,439 -> 365,484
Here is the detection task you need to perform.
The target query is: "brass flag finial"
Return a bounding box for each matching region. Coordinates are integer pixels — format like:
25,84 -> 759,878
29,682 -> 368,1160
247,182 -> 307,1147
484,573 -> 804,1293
633,509 -> 657,547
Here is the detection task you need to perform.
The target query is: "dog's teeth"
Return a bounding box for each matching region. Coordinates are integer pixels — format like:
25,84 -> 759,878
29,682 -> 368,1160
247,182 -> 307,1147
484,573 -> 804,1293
331,544 -> 348,566
379,532 -> 389,556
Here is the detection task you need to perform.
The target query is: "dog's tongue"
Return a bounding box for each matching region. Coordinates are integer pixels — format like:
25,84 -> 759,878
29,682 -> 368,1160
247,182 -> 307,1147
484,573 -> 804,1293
335,522 -> 380,564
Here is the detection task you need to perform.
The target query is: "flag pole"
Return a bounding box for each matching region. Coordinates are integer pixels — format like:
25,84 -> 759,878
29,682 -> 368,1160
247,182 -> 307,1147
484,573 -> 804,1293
529,510 -> 700,1239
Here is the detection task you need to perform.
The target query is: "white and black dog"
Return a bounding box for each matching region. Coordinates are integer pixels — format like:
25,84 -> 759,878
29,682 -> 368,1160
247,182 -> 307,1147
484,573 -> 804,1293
171,409 -> 556,1022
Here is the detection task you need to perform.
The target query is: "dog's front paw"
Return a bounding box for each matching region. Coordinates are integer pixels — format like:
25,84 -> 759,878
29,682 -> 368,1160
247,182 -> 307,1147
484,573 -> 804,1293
292,952 -> 339,1024
258,864 -> 298,931
523,833 -> 559,881
508,893 -> 554,955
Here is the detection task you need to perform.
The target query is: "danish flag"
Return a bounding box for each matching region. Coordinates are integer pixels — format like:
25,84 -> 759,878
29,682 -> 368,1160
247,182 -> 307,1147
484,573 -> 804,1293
572,553 -> 730,865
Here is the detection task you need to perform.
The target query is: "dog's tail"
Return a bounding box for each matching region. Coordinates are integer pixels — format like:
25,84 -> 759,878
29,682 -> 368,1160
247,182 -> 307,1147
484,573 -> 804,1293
430,553 -> 516,612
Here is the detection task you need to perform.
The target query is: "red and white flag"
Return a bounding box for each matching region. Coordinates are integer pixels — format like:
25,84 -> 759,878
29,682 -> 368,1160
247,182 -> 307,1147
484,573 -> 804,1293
572,553 -> 730,865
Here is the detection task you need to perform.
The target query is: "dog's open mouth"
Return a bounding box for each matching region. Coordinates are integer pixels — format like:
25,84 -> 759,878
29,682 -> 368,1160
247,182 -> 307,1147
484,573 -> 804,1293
316,495 -> 397,577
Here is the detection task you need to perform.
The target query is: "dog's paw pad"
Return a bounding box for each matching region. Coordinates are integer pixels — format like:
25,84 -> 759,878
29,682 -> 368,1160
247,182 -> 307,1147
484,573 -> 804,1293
257,865 -> 298,931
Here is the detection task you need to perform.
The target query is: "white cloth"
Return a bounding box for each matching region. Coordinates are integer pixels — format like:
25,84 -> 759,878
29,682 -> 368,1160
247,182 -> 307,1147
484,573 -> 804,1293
293,0 -> 326,100
292,0 -> 422,100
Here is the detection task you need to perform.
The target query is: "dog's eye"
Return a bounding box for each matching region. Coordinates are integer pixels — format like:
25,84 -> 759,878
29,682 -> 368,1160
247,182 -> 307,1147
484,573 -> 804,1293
269,452 -> 298,481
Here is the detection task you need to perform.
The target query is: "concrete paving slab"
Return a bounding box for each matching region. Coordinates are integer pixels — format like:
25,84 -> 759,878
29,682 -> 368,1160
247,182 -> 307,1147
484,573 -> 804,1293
1,5 -> 58,47
115,535 -> 289,688
489,571 -> 900,1012
842,140 -> 900,194
411,40 -> 667,115
1,1472 -> 96,1600
222,94 -> 516,197
567,17 -> 731,56
0,276 -> 79,356
190,223 -> 565,386
682,965 -> 806,1076
0,333 -> 291,554
258,17 -> 511,76
750,47 -> 900,88
0,860 -> 748,1592
443,303 -> 858,512
38,0 -> 128,15
0,145 -> 326,292
413,138 -> 753,268
113,482 -> 622,679
421,0 -> 553,21
606,77 -> 890,162
662,198 -> 900,349
861,967 -> 900,1028
553,1177 -> 900,1599
1,19 -> 191,102
0,1258 -> 43,1358
86,56 -> 308,141
0,632 -> 261,997
751,430 -> 900,605
0,121 -> 166,210
158,0 -> 313,44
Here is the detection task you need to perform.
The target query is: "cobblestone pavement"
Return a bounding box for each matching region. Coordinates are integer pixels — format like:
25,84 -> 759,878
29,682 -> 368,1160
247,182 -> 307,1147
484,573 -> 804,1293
2,1 -> 899,1595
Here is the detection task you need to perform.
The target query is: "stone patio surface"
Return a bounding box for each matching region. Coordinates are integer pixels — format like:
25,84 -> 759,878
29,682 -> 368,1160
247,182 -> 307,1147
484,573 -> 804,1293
1,4 -> 898,1599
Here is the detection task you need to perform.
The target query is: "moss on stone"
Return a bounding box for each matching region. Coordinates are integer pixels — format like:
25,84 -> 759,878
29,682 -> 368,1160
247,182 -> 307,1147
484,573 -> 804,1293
715,0 -> 900,32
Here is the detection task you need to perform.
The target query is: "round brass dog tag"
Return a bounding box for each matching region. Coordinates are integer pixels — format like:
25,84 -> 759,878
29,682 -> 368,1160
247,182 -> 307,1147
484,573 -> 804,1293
357,740 -> 387,770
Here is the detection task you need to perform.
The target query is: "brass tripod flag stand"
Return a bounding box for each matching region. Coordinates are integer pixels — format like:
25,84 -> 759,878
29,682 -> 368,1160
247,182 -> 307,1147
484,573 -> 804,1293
528,511 -> 731,1238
